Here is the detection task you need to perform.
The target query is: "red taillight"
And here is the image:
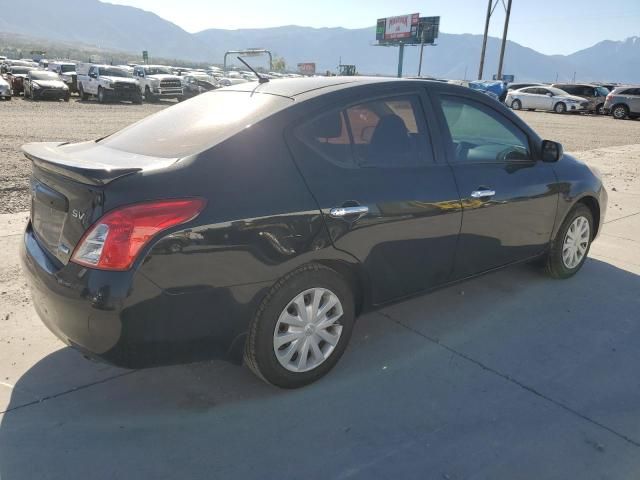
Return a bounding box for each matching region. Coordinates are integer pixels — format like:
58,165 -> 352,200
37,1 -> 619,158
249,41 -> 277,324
71,198 -> 206,271
606,94 -> 613,101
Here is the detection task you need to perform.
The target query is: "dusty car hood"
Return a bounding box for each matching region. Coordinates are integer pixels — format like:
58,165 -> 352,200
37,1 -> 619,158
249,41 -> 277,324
147,74 -> 180,81
33,80 -> 67,89
103,76 -> 137,85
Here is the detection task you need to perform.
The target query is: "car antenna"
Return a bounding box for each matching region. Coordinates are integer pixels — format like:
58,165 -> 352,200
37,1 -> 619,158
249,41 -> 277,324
236,56 -> 269,84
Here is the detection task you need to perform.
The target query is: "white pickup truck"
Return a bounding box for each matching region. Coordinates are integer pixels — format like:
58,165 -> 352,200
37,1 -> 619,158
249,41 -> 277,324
77,64 -> 142,104
132,65 -> 183,102
48,62 -> 78,93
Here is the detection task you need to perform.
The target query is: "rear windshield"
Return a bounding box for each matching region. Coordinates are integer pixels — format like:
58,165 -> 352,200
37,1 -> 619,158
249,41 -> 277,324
10,67 -> 32,74
99,90 -> 293,158
60,64 -> 76,73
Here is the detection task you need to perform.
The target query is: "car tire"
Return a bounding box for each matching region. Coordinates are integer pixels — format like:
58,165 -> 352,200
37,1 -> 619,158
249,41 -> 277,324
133,93 -> 143,105
79,84 -> 88,101
511,99 -> 522,110
144,86 -> 155,102
595,103 -> 605,115
244,264 -> 356,388
612,104 -> 628,120
64,93 -> 70,102
97,87 -> 105,103
544,204 -> 594,279
554,102 -> 567,114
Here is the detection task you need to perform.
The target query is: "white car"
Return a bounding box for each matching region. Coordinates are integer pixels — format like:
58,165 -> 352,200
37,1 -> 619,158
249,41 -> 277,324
506,86 -> 589,114
0,76 -> 11,100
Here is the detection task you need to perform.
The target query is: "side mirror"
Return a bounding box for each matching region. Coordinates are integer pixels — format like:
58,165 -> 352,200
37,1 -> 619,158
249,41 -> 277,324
541,140 -> 563,162
546,92 -> 553,97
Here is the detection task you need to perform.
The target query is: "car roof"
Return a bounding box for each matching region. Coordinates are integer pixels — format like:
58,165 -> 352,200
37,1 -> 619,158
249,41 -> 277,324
223,76 -> 443,99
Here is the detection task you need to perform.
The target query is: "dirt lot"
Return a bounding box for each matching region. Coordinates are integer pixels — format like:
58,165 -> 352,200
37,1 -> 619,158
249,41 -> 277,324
0,97 -> 639,214
0,99 -> 167,214
1,96 -> 640,479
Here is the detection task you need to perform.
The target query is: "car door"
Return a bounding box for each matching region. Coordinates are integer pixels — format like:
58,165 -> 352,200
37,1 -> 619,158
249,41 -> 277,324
628,88 -> 640,113
432,89 -> 558,278
287,86 -> 462,304
521,88 -> 544,109
535,88 -> 555,110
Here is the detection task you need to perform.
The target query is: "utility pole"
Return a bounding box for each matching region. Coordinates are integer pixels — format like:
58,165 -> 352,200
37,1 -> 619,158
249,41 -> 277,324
397,43 -> 405,78
496,0 -> 513,80
478,0 -> 493,80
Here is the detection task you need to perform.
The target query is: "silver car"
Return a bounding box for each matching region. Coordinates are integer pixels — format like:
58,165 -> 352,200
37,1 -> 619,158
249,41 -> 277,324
603,86 -> 640,120
506,86 -> 590,114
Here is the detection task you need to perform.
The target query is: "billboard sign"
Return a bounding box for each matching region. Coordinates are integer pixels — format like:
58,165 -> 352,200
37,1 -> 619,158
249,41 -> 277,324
493,74 -> 515,82
376,13 -> 420,43
297,62 -> 316,75
418,16 -> 440,44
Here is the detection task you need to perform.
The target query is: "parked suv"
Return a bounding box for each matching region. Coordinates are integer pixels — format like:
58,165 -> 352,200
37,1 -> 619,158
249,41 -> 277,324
603,87 -> 640,120
77,64 -> 142,104
551,84 -> 610,114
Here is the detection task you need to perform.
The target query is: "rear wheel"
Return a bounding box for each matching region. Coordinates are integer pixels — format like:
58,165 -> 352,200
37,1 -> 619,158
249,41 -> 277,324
612,104 -> 628,120
554,102 -> 567,114
79,84 -> 88,101
245,264 -> 355,388
544,204 -> 593,279
511,99 -> 522,110
595,103 -> 605,115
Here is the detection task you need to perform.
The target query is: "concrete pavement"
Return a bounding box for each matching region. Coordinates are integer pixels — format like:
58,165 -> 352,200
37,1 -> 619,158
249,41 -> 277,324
1,145 -> 639,479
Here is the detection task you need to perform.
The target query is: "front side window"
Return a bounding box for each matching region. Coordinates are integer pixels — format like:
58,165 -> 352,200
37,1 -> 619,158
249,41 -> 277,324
296,95 -> 432,168
440,96 -> 531,163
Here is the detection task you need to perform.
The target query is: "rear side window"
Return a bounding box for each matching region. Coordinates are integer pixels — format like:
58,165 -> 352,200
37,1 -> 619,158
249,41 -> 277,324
296,95 -> 433,168
440,96 -> 531,163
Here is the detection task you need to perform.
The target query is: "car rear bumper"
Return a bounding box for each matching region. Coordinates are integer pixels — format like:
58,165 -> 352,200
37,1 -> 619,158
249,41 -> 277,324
21,223 -> 269,368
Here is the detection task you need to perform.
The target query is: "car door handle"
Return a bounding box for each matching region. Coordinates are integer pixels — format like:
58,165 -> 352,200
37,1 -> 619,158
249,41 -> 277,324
329,206 -> 369,217
470,189 -> 496,198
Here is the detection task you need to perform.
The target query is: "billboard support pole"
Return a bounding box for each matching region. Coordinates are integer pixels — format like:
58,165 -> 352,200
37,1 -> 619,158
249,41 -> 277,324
397,43 -> 405,78
418,30 -> 425,76
496,0 -> 512,80
478,0 -> 492,79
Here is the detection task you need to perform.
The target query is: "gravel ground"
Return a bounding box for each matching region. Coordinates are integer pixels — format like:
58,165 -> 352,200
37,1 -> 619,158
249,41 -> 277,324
0,98 -> 167,214
0,97 -> 638,214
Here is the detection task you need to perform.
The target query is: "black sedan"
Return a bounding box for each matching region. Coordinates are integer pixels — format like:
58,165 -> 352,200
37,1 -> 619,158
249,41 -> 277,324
24,70 -> 70,101
21,77 -> 607,388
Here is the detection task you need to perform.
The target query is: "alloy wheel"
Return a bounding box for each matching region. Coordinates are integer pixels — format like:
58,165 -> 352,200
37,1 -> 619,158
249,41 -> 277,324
273,288 -> 344,373
562,216 -> 590,269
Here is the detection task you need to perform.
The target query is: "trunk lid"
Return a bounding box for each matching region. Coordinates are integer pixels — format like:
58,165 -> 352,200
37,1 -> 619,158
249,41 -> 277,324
23,141 -> 179,265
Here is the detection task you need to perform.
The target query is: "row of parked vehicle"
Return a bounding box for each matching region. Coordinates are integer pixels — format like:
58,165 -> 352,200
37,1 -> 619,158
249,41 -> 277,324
505,82 -> 640,120
0,56 -> 305,104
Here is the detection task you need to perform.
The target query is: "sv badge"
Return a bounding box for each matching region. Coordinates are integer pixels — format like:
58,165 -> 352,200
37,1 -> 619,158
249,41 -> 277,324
72,209 -> 86,222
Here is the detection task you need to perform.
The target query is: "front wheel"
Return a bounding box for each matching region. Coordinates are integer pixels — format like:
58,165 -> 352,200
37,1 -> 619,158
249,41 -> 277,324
544,204 -> 594,279
554,102 -> 567,114
144,86 -> 155,102
97,87 -> 106,103
245,264 -> 355,388
595,103 -> 605,115
511,99 -> 522,110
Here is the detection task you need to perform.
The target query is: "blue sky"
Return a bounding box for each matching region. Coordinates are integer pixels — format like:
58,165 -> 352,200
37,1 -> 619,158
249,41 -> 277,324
107,0 -> 640,55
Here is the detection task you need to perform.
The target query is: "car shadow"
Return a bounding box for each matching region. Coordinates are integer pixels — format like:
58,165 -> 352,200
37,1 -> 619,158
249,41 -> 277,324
1,258 -> 639,478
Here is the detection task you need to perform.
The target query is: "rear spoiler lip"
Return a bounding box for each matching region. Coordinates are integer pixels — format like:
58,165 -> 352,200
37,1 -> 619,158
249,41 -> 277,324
22,142 -> 173,186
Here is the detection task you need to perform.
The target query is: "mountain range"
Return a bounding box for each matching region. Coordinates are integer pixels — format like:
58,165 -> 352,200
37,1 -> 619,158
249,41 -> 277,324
0,0 -> 639,82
